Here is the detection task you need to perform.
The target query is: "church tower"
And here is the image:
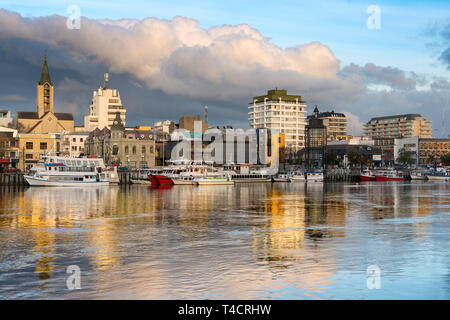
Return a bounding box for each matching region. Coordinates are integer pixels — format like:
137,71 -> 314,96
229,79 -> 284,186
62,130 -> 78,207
36,53 -> 54,118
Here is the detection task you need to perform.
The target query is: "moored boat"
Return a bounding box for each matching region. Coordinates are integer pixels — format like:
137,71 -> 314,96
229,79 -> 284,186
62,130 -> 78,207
306,171 -> 324,182
194,175 -> 234,185
360,168 -> 375,181
272,174 -> 291,182
374,170 -> 404,181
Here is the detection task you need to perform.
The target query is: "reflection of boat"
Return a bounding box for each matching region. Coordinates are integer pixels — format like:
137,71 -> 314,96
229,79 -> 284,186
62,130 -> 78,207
272,174 -> 291,182
374,170 -> 404,181
306,171 -> 324,182
24,156 -> 110,187
360,168 -> 375,181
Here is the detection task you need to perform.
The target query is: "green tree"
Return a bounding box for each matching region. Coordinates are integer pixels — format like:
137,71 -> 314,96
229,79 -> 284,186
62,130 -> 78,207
396,148 -> 415,165
326,151 -> 339,166
428,154 -> 436,165
347,150 -> 361,166
441,153 -> 450,165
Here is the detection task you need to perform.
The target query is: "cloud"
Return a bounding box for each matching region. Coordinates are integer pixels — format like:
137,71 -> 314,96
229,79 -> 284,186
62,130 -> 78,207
342,112 -> 364,136
0,94 -> 28,101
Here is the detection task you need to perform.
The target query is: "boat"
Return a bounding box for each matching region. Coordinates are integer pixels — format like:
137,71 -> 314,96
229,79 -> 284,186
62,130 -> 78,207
221,164 -> 273,183
410,171 -> 428,180
149,174 -> 175,186
374,170 -> 404,181
194,174 -> 234,185
272,174 -> 291,182
24,155 -> 110,187
289,171 -> 306,182
360,168 -> 375,181
306,171 -> 324,182
425,171 -> 450,181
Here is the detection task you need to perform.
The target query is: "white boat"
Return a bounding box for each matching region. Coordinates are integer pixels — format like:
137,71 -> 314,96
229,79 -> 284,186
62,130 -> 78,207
289,171 -> 306,182
24,156 -> 110,187
272,174 -> 291,182
306,171 -> 324,182
425,172 -> 450,181
194,174 -> 234,185
410,171 -> 428,180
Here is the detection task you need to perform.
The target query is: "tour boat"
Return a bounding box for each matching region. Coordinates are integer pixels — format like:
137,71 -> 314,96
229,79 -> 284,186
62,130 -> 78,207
306,171 -> 324,182
360,168 -> 375,181
272,174 -> 291,182
24,156 -> 110,187
221,164 -> 274,183
425,172 -> 450,181
374,170 -> 404,181
194,175 -> 234,185
410,171 -> 428,180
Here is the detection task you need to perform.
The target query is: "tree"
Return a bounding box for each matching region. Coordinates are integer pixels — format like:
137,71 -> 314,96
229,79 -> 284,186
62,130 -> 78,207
441,153 -> 450,165
326,151 -> 339,166
428,154 -> 436,165
396,148 -> 415,165
347,150 -> 361,166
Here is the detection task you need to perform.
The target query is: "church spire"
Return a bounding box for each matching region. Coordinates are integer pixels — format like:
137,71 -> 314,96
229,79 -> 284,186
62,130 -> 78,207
39,52 -> 53,86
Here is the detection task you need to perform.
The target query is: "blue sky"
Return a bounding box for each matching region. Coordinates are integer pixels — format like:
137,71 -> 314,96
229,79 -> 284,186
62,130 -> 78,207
2,0 -> 450,77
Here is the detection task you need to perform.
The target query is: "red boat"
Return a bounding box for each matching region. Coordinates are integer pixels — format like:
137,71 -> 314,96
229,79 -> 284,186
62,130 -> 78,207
149,174 -> 174,186
360,169 -> 375,181
374,170 -> 404,181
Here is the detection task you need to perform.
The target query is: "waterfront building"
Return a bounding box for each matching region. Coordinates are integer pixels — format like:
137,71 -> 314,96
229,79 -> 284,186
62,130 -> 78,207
0,127 -> 19,169
394,136 -> 450,165
17,133 -> 61,170
364,114 -> 432,139
248,89 -> 307,155
328,136 -> 382,166
0,110 -> 13,127
154,120 -> 175,133
16,54 -> 74,134
85,113 -> 155,168
84,73 -> 126,131
305,107 -> 327,168
61,131 -> 89,157
307,109 -> 347,141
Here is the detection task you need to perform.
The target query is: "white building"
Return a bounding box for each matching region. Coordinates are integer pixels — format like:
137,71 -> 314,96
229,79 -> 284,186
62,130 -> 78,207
61,131 -> 89,157
154,120 -> 174,133
84,73 -> 126,131
248,89 -> 307,151
0,110 -> 13,127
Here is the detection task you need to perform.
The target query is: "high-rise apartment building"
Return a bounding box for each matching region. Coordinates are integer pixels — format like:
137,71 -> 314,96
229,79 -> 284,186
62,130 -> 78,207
364,114 -> 432,138
248,89 -> 307,151
84,73 -> 126,131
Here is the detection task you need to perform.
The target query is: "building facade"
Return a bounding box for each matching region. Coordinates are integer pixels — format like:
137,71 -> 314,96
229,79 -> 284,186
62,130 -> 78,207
85,113 -> 155,168
307,108 -> 347,141
0,127 -> 19,169
305,107 -> 327,168
17,133 -> 61,170
394,136 -> 450,165
364,114 -> 432,139
16,54 -> 74,134
84,73 -> 126,131
61,131 -> 89,157
248,89 -> 307,153
0,110 -> 13,128
154,120 -> 176,133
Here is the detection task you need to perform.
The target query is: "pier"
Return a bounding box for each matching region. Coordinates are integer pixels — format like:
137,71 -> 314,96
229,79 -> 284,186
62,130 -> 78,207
0,173 -> 27,186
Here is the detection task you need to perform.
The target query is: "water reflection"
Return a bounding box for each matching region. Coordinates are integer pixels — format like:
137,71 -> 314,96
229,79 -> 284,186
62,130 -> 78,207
0,181 -> 449,299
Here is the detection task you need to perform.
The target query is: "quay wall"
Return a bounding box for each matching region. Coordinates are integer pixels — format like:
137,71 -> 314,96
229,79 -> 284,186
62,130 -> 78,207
0,173 -> 27,186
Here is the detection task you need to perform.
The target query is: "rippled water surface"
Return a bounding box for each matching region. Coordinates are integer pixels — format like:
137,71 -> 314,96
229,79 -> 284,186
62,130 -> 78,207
0,182 -> 449,299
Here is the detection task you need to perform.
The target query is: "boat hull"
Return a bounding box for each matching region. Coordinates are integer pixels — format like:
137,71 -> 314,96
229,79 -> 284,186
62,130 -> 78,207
272,178 -> 290,183
24,176 -> 109,187
360,175 -> 375,181
374,176 -> 404,181
149,175 -> 174,186
425,175 -> 450,181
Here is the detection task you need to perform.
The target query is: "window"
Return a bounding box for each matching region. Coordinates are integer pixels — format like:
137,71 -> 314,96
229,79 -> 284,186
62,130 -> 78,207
113,145 -> 119,155
132,146 -> 136,154
73,138 -> 76,142
125,146 -> 129,154
80,138 -> 83,142
142,146 -> 146,154
40,142 -> 47,150
25,153 -> 33,159
26,142 -> 33,150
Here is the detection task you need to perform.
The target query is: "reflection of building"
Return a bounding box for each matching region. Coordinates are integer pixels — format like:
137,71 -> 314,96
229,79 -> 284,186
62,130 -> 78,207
394,136 -> 450,165
85,113 -> 156,168
16,54 -> 74,134
307,109 -> 347,141
18,133 -> 61,170
364,114 -> 432,139
248,89 -> 307,156
84,73 -> 126,131
305,107 -> 327,168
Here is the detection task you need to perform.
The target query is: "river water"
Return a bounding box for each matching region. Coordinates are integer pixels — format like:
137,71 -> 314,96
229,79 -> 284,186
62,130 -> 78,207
0,181 -> 449,299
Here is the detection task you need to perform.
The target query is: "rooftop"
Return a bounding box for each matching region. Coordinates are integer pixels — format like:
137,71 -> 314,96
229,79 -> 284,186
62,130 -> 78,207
252,89 -> 305,104
367,114 -> 424,122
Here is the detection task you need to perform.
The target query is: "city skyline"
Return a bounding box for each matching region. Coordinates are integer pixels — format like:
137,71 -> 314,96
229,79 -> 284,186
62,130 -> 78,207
0,2 -> 450,136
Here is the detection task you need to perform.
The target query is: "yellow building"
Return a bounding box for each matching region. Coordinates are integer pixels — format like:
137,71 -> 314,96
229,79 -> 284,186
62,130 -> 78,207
17,133 -> 61,170
16,54 -> 74,134
307,109 -> 347,141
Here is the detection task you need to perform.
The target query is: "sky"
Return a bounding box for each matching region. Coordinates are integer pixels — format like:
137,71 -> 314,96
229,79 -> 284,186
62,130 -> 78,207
1,0 -> 450,135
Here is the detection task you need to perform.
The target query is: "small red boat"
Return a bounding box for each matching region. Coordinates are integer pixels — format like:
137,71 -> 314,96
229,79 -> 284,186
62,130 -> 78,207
149,175 -> 174,186
374,170 -> 404,181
